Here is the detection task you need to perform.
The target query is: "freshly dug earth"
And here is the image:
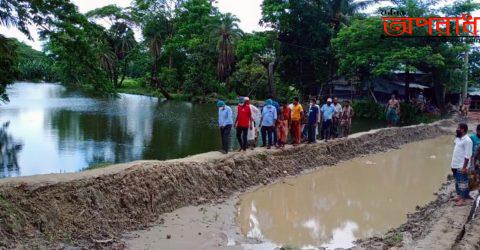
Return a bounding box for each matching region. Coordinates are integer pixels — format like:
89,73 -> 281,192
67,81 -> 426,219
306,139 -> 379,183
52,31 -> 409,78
0,122 -> 451,248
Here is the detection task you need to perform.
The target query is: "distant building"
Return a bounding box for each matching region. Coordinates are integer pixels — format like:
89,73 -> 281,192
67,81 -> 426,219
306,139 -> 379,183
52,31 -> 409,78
323,70 -> 432,103
468,88 -> 480,111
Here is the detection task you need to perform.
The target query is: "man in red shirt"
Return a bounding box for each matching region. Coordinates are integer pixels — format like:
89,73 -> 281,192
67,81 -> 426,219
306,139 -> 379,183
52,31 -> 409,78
235,97 -> 253,151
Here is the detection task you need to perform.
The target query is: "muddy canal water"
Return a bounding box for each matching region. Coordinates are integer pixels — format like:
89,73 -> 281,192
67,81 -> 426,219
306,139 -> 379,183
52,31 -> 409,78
237,136 -> 453,249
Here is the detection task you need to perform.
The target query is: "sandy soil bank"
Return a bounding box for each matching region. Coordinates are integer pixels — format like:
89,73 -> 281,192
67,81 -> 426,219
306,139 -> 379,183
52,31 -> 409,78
0,120 -> 453,248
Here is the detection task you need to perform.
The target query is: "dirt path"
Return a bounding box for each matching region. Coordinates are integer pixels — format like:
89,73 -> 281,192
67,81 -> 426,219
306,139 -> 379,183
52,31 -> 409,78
0,120 -> 454,248
124,198 -> 242,250
355,180 -> 475,249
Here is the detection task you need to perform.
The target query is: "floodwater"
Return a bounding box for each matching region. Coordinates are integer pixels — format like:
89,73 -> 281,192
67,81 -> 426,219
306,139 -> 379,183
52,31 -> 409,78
0,82 -> 382,178
237,136 -> 453,249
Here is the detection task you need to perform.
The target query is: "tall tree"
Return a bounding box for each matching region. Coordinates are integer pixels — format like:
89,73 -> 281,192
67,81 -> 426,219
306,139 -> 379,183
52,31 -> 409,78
173,0 -> 222,95
86,5 -> 137,88
0,36 -> 17,101
0,0 -> 79,99
261,0 -> 380,97
42,11 -> 112,91
142,12 -> 172,99
131,0 -> 184,99
209,13 -> 243,90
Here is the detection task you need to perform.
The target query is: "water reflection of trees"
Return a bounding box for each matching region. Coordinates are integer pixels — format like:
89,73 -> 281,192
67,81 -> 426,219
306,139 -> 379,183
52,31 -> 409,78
0,122 -> 22,177
45,97 -> 221,169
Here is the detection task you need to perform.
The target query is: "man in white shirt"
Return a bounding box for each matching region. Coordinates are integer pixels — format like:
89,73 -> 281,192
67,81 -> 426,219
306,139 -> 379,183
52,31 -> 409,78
248,103 -> 260,149
451,123 -> 473,206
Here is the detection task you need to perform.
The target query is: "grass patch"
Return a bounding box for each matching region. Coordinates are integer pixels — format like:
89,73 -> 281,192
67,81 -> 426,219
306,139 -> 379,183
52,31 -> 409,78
82,162 -> 113,171
386,232 -> 403,246
257,153 -> 268,161
117,78 -> 157,97
117,78 -> 189,100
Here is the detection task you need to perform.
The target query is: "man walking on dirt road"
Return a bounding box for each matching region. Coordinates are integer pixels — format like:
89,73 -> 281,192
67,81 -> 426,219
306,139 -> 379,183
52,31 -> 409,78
451,123 -> 473,206
307,98 -> 319,143
260,99 -> 277,149
217,100 -> 233,154
235,97 -> 253,152
320,98 -> 335,141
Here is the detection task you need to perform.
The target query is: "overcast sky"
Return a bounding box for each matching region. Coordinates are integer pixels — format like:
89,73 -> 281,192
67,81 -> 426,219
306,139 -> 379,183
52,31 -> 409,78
0,0 -> 264,50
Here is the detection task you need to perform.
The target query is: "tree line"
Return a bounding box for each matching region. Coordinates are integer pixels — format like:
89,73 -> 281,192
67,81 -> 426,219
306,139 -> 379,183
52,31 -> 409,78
0,0 -> 479,112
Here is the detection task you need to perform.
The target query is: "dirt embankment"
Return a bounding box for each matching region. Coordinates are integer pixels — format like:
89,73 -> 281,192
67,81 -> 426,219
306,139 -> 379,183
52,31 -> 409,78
0,122 -> 452,248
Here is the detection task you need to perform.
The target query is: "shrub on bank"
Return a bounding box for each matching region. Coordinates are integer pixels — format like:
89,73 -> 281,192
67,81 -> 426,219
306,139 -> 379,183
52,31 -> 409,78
352,99 -> 386,121
352,99 -> 441,125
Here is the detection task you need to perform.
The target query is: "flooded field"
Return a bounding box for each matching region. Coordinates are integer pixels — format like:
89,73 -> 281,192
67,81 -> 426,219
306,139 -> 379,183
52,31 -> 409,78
237,136 -> 453,249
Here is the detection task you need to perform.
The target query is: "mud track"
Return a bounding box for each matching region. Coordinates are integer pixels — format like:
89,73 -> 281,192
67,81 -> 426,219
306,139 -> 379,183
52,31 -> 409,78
356,179 -> 480,250
0,121 -> 453,248
356,119 -> 480,250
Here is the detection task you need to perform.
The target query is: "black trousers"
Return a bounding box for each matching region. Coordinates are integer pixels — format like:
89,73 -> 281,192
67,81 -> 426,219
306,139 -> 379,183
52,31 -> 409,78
273,125 -> 278,145
332,118 -> 340,138
220,125 -> 232,152
261,126 -> 275,147
321,119 -> 332,140
236,127 -> 248,150
307,124 -> 317,143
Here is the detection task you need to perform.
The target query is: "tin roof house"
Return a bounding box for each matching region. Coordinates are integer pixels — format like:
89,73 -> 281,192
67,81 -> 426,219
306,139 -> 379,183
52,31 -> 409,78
323,70 -> 432,103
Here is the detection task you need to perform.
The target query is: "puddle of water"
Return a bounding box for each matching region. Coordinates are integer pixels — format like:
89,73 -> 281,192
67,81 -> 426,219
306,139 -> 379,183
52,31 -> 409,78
237,136 -> 453,249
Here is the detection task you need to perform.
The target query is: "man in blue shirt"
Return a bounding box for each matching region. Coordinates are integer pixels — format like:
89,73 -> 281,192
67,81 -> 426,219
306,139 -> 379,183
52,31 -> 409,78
217,100 -> 233,154
307,98 -> 320,143
268,95 -> 280,145
260,99 -> 278,149
320,98 -> 335,141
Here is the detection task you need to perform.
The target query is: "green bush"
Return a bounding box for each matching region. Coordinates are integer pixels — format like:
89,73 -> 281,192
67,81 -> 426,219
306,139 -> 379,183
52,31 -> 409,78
400,102 -> 440,125
399,102 -> 420,125
352,99 -> 440,125
352,99 -> 385,120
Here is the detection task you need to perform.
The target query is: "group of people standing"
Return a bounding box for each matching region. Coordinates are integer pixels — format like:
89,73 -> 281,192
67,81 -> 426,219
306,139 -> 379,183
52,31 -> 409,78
216,96 -> 355,154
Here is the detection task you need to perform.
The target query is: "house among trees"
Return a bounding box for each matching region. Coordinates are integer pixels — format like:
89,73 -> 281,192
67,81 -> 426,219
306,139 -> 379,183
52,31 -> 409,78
324,70 -> 432,103
468,88 -> 480,111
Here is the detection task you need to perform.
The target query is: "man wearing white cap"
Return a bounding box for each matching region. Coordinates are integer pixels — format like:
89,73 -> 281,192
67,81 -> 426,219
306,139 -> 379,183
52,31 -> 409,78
320,98 -> 335,141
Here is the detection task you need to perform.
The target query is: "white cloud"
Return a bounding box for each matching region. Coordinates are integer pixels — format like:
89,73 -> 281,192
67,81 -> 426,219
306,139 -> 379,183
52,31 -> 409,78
215,0 -> 265,32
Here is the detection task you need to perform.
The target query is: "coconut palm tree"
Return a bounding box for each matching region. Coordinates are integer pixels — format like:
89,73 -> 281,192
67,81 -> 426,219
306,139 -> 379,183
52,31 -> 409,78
142,12 -> 172,99
210,13 -> 243,91
86,6 -> 138,88
110,22 -> 137,87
